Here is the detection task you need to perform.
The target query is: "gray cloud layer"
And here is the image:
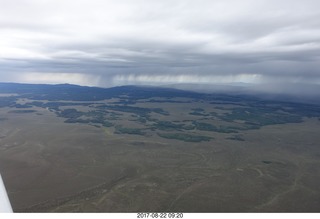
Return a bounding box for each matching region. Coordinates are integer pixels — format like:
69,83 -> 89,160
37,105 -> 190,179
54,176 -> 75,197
0,0 -> 320,92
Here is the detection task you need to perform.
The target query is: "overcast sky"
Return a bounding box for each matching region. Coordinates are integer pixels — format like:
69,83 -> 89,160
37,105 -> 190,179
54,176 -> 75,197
1,0 -> 320,92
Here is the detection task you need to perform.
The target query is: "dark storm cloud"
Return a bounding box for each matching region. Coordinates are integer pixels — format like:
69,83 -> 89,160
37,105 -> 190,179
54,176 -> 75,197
0,0 -> 320,91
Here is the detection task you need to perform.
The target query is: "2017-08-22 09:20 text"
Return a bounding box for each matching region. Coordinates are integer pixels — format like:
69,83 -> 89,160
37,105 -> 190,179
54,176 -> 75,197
137,213 -> 183,218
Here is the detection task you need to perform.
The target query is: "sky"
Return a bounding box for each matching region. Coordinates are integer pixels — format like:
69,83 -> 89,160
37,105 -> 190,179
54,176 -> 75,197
1,0 -> 320,94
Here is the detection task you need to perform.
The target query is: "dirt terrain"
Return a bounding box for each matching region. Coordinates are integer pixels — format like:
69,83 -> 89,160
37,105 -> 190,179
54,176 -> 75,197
0,91 -> 320,212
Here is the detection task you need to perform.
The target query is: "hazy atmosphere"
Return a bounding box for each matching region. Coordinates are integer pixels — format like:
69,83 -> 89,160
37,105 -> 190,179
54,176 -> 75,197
1,0 -> 320,94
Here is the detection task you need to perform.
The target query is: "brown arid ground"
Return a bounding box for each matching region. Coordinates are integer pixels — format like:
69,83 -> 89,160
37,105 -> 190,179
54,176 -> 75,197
0,99 -> 320,212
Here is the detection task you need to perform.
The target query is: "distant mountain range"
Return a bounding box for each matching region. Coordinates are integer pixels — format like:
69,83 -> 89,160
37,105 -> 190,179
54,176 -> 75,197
163,82 -> 320,104
0,82 -> 205,101
0,82 -> 319,105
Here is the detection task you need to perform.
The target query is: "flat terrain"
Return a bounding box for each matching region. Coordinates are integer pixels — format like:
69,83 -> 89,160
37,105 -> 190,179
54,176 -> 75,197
0,84 -> 320,212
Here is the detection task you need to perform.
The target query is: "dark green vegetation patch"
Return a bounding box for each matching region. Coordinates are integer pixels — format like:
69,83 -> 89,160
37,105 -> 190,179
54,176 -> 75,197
152,121 -> 185,131
157,132 -> 213,142
193,121 -> 238,133
115,127 -> 146,135
189,108 -> 210,116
